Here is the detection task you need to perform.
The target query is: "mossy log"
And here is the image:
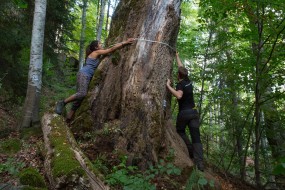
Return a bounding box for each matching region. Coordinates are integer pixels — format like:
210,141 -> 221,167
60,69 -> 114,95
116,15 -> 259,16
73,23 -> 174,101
41,113 -> 109,190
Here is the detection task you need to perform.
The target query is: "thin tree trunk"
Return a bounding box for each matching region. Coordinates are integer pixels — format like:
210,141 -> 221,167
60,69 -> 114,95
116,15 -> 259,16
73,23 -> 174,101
253,2 -> 265,186
79,0 -> 88,70
21,0 -> 46,128
96,0 -> 106,41
104,0 -> 110,37
198,28 -> 213,118
263,88 -> 285,189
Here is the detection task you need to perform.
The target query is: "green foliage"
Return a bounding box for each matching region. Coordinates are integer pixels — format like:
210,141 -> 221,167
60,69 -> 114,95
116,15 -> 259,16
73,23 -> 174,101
0,157 -> 25,177
92,153 -> 109,175
0,138 -> 21,154
66,1 -> 99,59
185,168 -> 215,190
13,0 -> 28,8
165,148 -> 175,162
273,157 -> 285,176
106,156 -> 181,190
0,0 -> 78,105
19,167 -> 46,188
176,0 -> 285,187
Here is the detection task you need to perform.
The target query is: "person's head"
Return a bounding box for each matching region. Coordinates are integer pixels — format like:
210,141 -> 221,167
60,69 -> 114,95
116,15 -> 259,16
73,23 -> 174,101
178,66 -> 189,81
85,40 -> 102,58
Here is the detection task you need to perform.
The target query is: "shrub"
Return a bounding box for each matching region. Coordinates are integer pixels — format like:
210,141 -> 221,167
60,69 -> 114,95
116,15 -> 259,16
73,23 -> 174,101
19,167 -> 46,188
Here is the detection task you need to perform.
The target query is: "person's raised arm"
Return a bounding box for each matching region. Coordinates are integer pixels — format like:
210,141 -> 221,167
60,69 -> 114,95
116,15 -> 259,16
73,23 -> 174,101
176,52 -> 184,68
166,79 -> 183,99
95,38 -> 135,56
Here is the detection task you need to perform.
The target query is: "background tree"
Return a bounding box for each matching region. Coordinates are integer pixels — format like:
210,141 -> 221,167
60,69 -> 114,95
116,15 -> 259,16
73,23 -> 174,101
96,0 -> 106,41
21,0 -> 47,128
78,0 -> 88,69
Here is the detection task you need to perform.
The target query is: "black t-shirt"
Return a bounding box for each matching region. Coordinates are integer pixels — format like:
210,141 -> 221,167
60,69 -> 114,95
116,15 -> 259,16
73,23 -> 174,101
176,79 -> 195,111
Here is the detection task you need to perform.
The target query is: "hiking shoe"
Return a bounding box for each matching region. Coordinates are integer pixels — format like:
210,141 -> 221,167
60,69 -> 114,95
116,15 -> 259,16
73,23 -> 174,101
55,100 -> 65,115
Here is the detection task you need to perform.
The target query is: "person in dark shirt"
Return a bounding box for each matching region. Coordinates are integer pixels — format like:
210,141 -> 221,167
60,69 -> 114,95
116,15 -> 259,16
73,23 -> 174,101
166,52 -> 204,171
55,38 -> 135,123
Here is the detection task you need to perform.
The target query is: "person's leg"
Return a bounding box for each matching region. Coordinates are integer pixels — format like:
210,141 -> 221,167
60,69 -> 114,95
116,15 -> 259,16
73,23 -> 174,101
189,117 -> 204,171
66,98 -> 83,122
64,94 -> 77,104
65,73 -> 90,122
66,109 -> 75,124
55,94 -> 78,115
176,112 -> 194,159
55,72 -> 90,116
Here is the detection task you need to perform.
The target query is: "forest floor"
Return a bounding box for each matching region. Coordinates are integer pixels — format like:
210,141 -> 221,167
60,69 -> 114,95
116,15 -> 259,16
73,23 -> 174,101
0,101 -> 258,190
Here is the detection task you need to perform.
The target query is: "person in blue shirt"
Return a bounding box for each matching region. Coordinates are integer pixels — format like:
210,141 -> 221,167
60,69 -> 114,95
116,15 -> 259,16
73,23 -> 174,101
55,38 -> 135,123
166,52 -> 204,171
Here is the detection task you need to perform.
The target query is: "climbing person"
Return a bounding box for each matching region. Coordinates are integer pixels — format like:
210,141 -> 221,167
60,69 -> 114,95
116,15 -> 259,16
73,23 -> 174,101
55,38 -> 135,123
166,52 -> 204,171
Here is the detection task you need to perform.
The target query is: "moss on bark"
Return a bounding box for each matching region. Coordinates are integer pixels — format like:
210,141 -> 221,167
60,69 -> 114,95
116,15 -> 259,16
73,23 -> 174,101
50,116 -> 84,178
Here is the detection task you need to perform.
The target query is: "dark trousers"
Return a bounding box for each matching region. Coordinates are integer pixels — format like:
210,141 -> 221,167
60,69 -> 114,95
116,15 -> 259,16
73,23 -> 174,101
176,109 -> 204,171
176,109 -> 201,145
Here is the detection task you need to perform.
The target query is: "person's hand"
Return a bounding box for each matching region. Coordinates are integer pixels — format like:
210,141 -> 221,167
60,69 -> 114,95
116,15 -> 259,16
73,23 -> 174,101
166,79 -> 171,87
125,38 -> 136,44
176,51 -> 179,57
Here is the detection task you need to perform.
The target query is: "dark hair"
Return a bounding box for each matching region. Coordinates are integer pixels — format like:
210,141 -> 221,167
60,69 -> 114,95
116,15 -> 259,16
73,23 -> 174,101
85,40 -> 99,59
178,66 -> 190,81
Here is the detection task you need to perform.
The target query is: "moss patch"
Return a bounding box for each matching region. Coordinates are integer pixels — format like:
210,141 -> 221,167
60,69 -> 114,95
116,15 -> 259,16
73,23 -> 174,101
20,127 -> 43,140
0,138 -> 21,154
19,167 -> 46,188
50,116 -> 84,178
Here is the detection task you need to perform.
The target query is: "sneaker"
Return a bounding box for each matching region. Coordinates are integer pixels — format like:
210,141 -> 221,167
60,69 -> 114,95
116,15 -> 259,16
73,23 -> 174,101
55,100 -> 65,115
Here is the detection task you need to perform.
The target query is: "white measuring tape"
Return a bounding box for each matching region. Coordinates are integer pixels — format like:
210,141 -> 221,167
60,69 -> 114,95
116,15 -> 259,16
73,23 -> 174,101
134,38 -> 176,52
107,38 -> 176,52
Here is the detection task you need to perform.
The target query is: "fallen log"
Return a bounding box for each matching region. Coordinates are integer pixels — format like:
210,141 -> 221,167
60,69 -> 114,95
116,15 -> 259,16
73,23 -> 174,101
41,113 -> 109,190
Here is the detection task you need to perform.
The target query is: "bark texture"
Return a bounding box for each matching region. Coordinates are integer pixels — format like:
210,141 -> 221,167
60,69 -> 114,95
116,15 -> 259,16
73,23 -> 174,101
42,113 -> 109,190
21,0 -> 46,128
90,0 -> 193,168
79,0 -> 88,70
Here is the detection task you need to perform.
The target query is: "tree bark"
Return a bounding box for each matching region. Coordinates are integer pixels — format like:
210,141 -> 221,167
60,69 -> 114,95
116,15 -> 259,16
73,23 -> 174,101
42,113 -> 109,190
91,0 -> 192,169
96,0 -> 106,41
104,0 -> 111,37
79,0 -> 88,70
21,0 -> 46,128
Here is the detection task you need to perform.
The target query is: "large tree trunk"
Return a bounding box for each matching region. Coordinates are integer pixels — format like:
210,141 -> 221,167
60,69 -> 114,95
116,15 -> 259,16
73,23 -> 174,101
91,0 -> 191,168
21,0 -> 46,128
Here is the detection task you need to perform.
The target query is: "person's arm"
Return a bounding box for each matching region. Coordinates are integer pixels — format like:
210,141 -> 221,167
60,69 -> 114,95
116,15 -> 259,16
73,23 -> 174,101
95,38 -> 135,56
166,79 -> 183,99
176,52 -> 184,68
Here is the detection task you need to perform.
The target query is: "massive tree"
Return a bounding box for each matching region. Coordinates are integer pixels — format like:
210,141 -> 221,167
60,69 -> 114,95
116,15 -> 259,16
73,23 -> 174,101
77,0 -> 193,169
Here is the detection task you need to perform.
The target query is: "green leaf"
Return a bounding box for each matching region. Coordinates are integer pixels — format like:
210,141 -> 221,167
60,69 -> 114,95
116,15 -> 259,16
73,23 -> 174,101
198,178 -> 208,186
13,0 -> 28,8
209,180 -> 215,187
273,163 -> 285,175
